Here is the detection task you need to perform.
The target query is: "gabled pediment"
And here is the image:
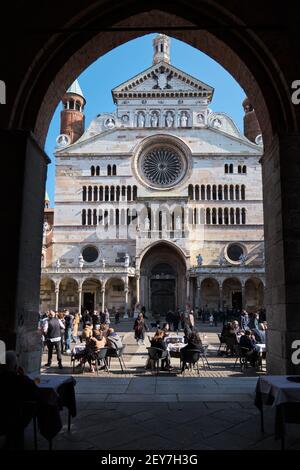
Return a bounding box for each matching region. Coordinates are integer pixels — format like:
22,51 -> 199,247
112,62 -> 214,103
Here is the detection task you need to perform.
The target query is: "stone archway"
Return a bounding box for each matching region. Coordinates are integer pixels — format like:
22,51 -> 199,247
59,278 -> 79,312
245,277 -> 264,312
139,242 -> 187,315
222,278 -> 243,310
81,278 -> 102,312
200,278 -> 220,311
105,277 -> 126,313
40,277 -> 56,312
2,2 -> 300,374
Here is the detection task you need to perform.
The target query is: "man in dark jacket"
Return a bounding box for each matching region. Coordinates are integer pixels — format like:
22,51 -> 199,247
239,330 -> 258,367
43,311 -> 64,369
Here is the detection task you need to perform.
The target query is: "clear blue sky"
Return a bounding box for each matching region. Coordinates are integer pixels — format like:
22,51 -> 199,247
45,33 -> 246,206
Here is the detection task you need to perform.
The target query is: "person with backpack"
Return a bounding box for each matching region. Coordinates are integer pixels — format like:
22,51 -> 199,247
63,310 -> 74,354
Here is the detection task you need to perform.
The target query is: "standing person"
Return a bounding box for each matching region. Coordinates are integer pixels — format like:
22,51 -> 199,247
133,312 -> 149,345
72,312 -> 80,343
43,311 -> 64,369
115,307 -> 120,324
64,310 -> 74,354
57,311 -> 65,352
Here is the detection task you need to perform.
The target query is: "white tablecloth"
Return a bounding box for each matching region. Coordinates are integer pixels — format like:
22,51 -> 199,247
255,343 -> 266,353
256,376 -> 300,407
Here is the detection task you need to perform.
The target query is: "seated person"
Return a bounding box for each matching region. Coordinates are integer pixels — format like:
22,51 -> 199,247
106,328 -> 123,350
150,330 -> 170,370
239,330 -> 259,367
161,323 -> 170,338
84,331 -> 107,371
81,322 -> 93,341
180,332 -> 203,373
221,322 -> 238,355
0,351 -> 40,449
100,323 -> 109,338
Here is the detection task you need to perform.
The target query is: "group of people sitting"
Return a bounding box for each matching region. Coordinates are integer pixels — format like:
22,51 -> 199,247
148,321 -> 204,373
75,323 -> 123,372
220,313 -> 268,367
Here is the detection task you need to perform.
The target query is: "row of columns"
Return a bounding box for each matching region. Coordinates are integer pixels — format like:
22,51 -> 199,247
189,185 -> 246,201
52,276 -> 130,313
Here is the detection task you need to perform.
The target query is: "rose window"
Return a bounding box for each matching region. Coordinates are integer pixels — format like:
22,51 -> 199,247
141,148 -> 184,187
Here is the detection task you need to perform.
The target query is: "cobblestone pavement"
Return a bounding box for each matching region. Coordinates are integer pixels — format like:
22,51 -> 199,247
27,319 -> 299,450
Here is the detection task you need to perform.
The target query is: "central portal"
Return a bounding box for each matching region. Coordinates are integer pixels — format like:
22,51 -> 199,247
150,263 -> 176,316
139,242 -> 187,315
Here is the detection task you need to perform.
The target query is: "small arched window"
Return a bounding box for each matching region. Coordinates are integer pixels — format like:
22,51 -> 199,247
96,166 -> 100,176
235,185 -> 240,200
195,185 -> 200,201
82,209 -> 86,226
110,186 -> 115,202
212,185 -> 217,200
242,165 -> 247,174
236,208 -> 241,224
87,209 -> 92,226
242,208 -> 246,224
218,208 -> 223,225
212,208 -> 217,225
229,185 -> 234,200
82,186 -> 87,202
207,185 -> 211,200
75,101 -> 81,111
230,208 -> 235,224
69,100 -> 74,110
93,209 -> 97,225
93,186 -> 98,201
112,164 -> 117,176
224,208 -> 229,225
88,186 -> 92,201
107,165 -> 111,176
127,186 -> 132,202
218,185 -> 223,200
224,164 -> 229,174
224,185 -> 228,200
206,208 -> 211,225
99,186 -> 103,201
188,184 -> 194,199
105,186 -> 109,201
133,186 -> 138,201
241,185 -> 246,200
229,164 -> 234,174
116,186 -> 121,202
201,185 -> 205,200
238,165 -> 242,174
91,166 -> 95,176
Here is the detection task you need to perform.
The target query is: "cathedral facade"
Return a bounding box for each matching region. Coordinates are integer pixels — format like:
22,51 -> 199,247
40,34 -> 265,316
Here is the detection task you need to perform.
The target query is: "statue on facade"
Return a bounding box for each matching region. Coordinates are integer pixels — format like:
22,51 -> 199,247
196,254 -> 203,267
166,112 -> 174,127
197,113 -> 205,124
180,112 -> 188,127
78,254 -> 84,268
102,258 -> 106,268
43,221 -> 49,233
175,215 -> 182,230
144,216 -> 150,231
212,118 -> 222,128
105,117 -> 115,129
55,259 -> 60,270
219,253 -> 225,266
137,113 -> 145,127
124,253 -> 130,268
151,113 -> 159,127
239,253 -> 247,266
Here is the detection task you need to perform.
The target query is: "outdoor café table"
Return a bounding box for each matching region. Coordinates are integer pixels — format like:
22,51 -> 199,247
255,375 -> 300,449
33,375 -> 77,449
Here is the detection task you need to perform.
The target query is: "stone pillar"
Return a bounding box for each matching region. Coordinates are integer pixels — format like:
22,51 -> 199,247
241,283 -> 246,309
262,134 -> 300,374
124,277 -> 129,315
219,286 -> 223,310
78,287 -> 82,314
101,286 -> 105,311
0,131 -> 50,374
136,274 -> 140,304
55,287 -> 59,312
186,275 -> 190,304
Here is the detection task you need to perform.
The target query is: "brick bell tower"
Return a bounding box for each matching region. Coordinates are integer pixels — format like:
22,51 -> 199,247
60,79 -> 86,144
242,97 -> 261,143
